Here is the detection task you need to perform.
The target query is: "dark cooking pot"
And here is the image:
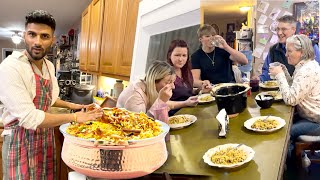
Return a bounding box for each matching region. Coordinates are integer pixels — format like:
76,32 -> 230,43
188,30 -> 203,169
71,84 -> 95,105
212,83 -> 251,115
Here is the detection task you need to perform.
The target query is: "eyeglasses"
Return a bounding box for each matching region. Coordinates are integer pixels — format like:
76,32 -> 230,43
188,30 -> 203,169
276,28 -> 290,32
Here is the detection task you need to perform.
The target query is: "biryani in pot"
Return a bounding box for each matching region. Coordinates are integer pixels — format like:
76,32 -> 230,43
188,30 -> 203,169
66,108 -> 162,145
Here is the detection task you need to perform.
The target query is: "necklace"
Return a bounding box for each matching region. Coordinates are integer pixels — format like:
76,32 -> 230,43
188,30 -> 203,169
204,50 -> 215,66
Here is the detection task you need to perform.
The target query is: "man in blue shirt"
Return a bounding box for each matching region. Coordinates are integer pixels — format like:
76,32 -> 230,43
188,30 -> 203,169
256,15 -> 320,82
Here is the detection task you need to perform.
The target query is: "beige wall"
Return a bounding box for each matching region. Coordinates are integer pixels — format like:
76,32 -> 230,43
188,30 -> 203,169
252,0 -> 295,76
0,39 -> 24,62
204,16 -> 247,38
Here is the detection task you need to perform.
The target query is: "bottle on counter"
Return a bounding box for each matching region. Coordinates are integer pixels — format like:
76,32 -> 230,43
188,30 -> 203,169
113,80 -> 124,99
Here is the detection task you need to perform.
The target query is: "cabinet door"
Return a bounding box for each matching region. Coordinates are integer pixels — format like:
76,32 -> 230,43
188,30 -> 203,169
79,6 -> 91,71
100,0 -> 127,74
87,0 -> 104,72
116,0 -> 139,76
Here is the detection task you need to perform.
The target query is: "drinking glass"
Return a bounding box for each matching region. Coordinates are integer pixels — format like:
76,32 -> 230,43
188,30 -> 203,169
269,62 -> 281,79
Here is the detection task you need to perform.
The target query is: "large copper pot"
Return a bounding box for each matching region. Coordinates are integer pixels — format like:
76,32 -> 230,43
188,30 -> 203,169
59,120 -> 169,179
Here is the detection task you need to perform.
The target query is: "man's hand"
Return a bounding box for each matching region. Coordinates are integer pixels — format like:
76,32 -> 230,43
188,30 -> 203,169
214,35 -> 228,49
75,108 -> 103,123
201,80 -> 212,93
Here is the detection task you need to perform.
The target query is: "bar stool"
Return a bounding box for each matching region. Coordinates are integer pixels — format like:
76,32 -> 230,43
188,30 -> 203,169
295,135 -> 320,168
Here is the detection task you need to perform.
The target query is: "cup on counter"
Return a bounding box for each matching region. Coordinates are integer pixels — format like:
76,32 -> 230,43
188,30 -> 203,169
250,79 -> 260,92
269,62 -> 281,79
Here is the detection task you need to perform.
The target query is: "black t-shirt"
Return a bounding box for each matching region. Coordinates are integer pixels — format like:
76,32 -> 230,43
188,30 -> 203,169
191,48 -> 235,85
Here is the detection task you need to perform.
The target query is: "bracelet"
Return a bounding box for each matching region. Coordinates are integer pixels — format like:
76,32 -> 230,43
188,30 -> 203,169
73,113 -> 77,123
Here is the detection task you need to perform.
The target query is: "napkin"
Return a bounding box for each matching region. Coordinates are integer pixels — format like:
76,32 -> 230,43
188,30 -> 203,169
216,109 -> 229,137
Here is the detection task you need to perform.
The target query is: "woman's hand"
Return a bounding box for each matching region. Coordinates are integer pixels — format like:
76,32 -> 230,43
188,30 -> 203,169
269,66 -> 283,77
75,108 -> 103,123
185,96 -> 199,107
159,84 -> 173,103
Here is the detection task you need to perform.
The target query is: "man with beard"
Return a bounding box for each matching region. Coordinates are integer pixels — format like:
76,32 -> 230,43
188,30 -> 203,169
0,10 -> 103,179
254,15 -> 320,82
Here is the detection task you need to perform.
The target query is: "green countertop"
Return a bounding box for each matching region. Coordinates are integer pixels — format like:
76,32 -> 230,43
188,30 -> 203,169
155,92 -> 293,180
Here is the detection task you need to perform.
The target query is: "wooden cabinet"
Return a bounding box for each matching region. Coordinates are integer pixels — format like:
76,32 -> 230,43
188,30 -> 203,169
79,5 -> 91,71
118,0 -> 139,76
80,0 -> 139,78
100,0 -> 139,77
87,0 -> 104,72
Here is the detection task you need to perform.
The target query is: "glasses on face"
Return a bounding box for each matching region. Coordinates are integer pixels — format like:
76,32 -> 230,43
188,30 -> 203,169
276,27 -> 290,32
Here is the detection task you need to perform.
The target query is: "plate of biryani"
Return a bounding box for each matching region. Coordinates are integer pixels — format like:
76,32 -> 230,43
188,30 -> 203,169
259,80 -> 279,89
203,143 -> 255,168
258,91 -> 283,101
60,107 -> 169,146
244,116 -> 286,132
198,94 -> 215,104
168,114 -> 197,129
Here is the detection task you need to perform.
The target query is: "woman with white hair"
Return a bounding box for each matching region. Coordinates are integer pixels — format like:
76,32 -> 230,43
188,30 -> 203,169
117,61 -> 176,118
269,34 -> 320,159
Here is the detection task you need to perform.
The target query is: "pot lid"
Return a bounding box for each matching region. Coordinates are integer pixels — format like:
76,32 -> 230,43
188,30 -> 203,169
74,84 -> 95,91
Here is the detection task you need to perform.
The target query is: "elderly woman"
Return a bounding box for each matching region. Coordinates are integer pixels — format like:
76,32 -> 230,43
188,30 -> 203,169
269,34 -> 320,160
117,61 -> 175,118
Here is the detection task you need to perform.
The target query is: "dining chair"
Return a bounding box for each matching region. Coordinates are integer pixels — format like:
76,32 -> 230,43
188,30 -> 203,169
295,135 -> 320,168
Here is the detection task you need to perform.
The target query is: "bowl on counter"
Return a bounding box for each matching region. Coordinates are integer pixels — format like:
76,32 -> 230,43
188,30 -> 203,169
255,94 -> 274,109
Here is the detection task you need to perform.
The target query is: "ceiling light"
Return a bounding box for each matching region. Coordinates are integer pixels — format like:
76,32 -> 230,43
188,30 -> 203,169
11,32 -> 22,44
240,6 -> 251,12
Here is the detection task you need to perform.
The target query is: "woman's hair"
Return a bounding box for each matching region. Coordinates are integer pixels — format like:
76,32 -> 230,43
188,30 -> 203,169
144,61 -> 175,107
197,24 -> 217,38
286,34 -> 315,60
166,39 -> 193,88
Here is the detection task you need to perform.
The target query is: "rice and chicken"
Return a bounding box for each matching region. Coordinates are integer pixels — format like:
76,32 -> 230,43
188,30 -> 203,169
210,147 -> 247,165
66,107 -> 162,145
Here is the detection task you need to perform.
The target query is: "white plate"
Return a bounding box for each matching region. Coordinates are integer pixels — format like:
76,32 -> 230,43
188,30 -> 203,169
203,143 -> 255,168
258,91 -> 282,101
168,114 -> 197,129
259,80 -> 279,89
244,116 -> 286,132
198,94 -> 215,104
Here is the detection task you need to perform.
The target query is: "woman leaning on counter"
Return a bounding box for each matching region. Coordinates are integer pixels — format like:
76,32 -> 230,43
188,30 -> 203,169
116,61 -> 176,118
269,34 -> 320,158
166,39 -> 211,116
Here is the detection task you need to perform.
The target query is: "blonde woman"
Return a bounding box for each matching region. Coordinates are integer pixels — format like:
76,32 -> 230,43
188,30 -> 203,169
117,61 -> 176,118
269,34 -> 320,163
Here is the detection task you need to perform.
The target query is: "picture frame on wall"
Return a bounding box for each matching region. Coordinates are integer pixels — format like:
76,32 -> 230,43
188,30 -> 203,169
211,23 -> 219,35
293,2 -> 319,43
227,23 -> 235,33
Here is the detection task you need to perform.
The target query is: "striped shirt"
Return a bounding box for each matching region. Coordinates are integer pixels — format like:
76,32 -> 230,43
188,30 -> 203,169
0,51 -> 59,130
